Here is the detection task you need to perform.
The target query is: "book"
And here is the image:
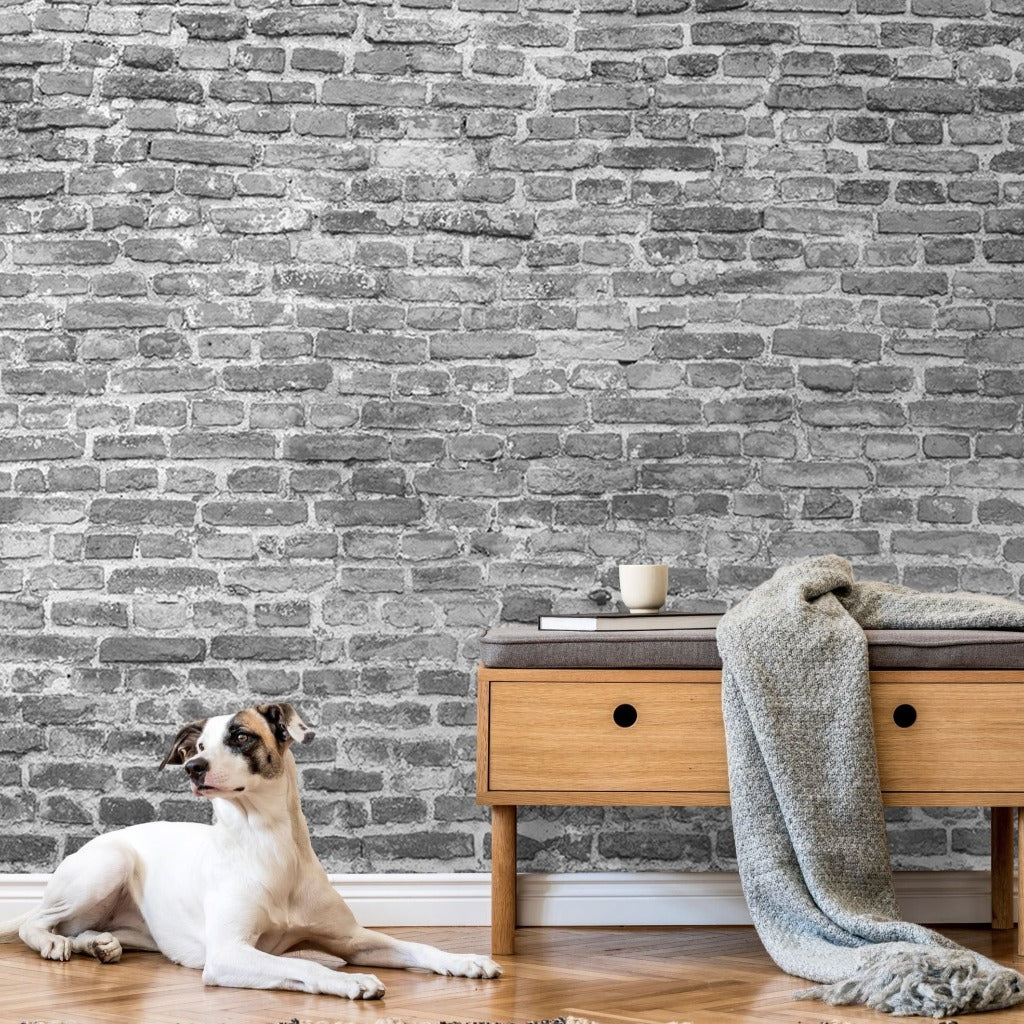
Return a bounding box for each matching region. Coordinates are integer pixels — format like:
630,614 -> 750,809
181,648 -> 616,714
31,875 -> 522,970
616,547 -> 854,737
538,612 -> 723,632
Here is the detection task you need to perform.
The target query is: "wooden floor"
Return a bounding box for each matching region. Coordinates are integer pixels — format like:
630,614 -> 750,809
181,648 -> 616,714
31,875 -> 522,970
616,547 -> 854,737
3,925 -> 1024,1024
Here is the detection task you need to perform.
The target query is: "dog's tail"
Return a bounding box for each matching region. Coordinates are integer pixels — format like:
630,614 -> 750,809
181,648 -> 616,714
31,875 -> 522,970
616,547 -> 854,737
0,909 -> 34,942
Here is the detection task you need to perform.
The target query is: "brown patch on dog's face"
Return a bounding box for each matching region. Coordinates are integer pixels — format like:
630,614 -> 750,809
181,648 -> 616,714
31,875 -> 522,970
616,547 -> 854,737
226,708 -> 286,780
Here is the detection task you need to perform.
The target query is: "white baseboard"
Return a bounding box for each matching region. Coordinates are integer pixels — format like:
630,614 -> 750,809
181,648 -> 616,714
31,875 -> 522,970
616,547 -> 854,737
0,870 -> 1009,928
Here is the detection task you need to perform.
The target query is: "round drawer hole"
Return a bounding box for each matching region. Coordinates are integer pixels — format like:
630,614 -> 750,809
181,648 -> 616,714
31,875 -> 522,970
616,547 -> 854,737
893,703 -> 917,729
613,703 -> 638,728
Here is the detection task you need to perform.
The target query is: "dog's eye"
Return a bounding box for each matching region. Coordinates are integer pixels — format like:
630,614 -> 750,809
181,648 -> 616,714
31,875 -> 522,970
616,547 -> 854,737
231,731 -> 255,746
197,742 -> 204,752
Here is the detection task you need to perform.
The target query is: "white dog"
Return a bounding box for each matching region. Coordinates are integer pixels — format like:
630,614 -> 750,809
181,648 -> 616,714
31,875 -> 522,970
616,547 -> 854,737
0,703 -> 501,999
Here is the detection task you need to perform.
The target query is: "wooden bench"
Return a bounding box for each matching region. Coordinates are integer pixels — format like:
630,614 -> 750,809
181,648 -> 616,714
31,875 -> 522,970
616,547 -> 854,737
476,625 -> 1024,955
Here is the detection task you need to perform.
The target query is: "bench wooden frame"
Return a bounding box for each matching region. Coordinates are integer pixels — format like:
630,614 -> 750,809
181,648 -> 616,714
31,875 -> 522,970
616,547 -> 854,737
477,666 -> 1024,956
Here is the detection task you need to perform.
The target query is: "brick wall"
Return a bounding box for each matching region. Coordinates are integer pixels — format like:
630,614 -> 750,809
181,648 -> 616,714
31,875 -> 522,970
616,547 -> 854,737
1,0 -> 1021,875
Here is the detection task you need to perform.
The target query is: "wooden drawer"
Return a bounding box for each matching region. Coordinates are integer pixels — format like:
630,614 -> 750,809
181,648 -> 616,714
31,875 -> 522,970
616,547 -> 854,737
873,684 -> 1024,793
485,678 -> 1024,797
488,681 -> 729,792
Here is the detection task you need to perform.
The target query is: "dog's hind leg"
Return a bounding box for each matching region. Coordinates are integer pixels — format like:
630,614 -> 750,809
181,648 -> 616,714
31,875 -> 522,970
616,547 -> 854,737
69,930 -> 123,964
20,840 -> 137,963
68,921 -> 159,963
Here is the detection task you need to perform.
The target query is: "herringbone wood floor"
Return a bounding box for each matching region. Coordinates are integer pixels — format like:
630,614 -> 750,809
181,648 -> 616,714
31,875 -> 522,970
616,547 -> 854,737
2,926 -> 1023,1024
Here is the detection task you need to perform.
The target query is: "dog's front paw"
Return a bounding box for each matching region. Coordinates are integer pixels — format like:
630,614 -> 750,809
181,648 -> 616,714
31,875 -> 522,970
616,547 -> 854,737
337,972 -> 385,999
444,953 -> 502,979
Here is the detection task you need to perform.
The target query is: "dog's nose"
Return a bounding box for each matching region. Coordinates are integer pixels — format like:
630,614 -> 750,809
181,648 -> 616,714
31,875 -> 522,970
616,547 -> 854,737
184,757 -> 209,782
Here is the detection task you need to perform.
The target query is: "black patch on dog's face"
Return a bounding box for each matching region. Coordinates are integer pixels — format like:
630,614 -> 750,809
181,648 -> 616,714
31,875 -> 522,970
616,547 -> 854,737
256,703 -> 294,745
225,710 -> 282,779
255,702 -> 314,746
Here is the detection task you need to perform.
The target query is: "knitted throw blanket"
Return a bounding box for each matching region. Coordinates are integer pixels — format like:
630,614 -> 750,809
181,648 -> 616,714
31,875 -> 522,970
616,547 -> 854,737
717,555 -> 1024,1017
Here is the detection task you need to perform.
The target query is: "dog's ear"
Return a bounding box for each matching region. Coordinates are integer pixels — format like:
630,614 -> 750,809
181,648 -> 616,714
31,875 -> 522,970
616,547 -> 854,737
256,703 -> 315,746
158,720 -> 206,770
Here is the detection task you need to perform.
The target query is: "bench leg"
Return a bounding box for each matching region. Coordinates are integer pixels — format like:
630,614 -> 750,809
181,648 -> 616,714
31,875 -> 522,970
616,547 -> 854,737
992,807 -> 1014,930
1019,808 -> 1024,956
491,804 -> 517,957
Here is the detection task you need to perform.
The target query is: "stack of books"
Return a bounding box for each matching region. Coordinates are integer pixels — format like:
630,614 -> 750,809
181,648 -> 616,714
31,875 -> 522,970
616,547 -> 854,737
538,612 -> 723,632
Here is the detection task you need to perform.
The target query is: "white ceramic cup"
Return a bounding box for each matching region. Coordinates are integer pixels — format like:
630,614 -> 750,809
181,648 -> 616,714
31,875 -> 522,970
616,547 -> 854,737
618,564 -> 669,615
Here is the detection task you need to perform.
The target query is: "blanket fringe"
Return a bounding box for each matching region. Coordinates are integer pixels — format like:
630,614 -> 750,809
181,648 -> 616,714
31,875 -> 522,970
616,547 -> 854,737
793,948 -> 1024,1018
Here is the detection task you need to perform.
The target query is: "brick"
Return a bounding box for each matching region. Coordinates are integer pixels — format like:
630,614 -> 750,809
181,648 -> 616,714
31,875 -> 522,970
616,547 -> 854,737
842,272 -> 948,296
837,181 -> 888,205
316,499 -> 424,526
106,569 -> 217,597
768,85 -> 864,109
100,798 -> 155,827
665,54 -> 718,78
52,601 -> 128,628
765,208 -> 871,235
652,207 -> 761,232
169,433 -> 276,460
800,401 -> 905,427
175,12 -> 247,40
0,599 -> 42,627
420,209 -> 534,239
65,303 -> 170,330
0,636 -> 94,663
323,81 -> 427,107
222,363 -> 332,391
0,436 -> 83,461
251,11 -> 356,36
986,211 -> 1024,235
99,638 -> 206,663
0,172 -> 63,198
879,211 -> 980,234
365,15 -> 469,44
89,499 -> 195,527
209,636 -> 316,661
435,83 -> 536,108
93,435 -> 167,460
867,84 -> 973,113
576,26 -> 687,50
781,52 -> 835,77
690,22 -> 795,44
122,45 -> 174,71
150,138 -> 253,166
773,328 -> 881,362
0,41 -> 63,65
801,22 -> 878,46
838,53 -> 895,75
655,84 -> 761,109
203,502 -> 307,527
980,88 -> 1024,113
954,273 -> 1024,299
4,368 -> 106,395
15,240 -> 118,265
0,79 -> 32,102
285,436 -> 388,462
101,71 -> 203,103
602,145 -> 714,170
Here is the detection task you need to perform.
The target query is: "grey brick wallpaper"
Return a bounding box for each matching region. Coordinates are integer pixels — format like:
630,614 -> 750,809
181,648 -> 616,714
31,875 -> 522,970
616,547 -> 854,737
0,0 -> 1021,877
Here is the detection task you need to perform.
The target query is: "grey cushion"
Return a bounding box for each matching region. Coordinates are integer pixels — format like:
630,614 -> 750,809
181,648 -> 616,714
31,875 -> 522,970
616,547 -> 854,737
480,624 -> 1024,671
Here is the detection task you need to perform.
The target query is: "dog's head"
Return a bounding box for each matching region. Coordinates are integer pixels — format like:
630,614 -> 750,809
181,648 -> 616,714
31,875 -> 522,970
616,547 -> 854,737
158,703 -> 314,799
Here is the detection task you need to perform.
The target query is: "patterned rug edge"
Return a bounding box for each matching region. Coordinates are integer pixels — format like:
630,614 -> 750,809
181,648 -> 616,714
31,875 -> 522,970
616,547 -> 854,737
19,1018 -> 604,1024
